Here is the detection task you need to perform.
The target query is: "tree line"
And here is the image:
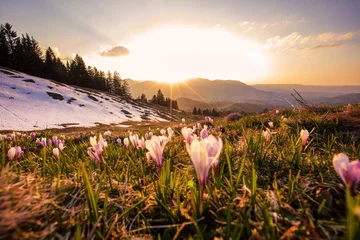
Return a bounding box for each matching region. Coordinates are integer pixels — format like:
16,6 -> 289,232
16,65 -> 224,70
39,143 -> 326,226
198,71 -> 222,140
136,89 -> 179,110
192,107 -> 221,117
0,23 -> 130,97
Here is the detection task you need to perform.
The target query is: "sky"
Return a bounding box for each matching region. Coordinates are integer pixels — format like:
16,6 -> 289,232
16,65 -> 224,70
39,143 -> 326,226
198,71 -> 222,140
1,0 -> 360,85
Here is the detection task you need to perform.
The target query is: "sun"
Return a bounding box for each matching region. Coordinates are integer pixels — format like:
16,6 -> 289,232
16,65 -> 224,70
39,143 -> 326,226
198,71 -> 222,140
86,25 -> 271,83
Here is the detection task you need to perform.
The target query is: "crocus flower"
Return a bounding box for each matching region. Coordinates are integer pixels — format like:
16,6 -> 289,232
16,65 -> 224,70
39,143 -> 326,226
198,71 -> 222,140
202,135 -> 223,168
98,134 -> 108,150
15,146 -> 22,159
87,144 -> 104,164
30,132 -> 36,140
58,143 -> 65,153
7,147 -> 16,161
137,137 -> 146,150
268,122 -> 274,129
53,148 -> 60,159
124,138 -> 130,149
186,139 -> 214,190
129,133 -> 139,149
145,136 -> 168,170
47,139 -> 52,146
167,127 -> 174,140
104,130 -> 112,137
160,129 -> 166,136
182,118 -> 186,123
148,132 -> 153,138
200,128 -> 208,139
197,123 -> 201,129
333,153 -> 360,193
116,138 -> 122,146
300,129 -> 309,150
275,110 -> 280,115
205,116 -> 213,124
262,130 -> 271,143
36,138 -> 47,148
87,134 -> 107,164
181,127 -> 193,144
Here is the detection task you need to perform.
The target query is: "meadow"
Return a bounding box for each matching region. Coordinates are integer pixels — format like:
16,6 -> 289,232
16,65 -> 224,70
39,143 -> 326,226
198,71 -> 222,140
1,104 -> 360,239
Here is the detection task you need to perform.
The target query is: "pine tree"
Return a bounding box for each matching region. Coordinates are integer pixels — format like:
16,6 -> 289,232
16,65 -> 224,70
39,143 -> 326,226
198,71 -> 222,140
140,93 -> 147,102
112,71 -> 121,95
156,89 -> 165,105
192,107 -> 197,114
121,78 -> 131,97
0,24 -> 11,67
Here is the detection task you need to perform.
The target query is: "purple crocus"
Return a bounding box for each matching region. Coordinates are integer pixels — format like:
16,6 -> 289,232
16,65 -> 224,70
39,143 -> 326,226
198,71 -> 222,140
30,132 -> 36,140
333,153 -> 360,194
36,138 -> 47,148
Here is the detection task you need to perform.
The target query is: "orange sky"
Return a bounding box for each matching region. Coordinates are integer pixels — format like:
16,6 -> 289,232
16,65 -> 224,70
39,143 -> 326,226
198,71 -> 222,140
1,0 -> 359,85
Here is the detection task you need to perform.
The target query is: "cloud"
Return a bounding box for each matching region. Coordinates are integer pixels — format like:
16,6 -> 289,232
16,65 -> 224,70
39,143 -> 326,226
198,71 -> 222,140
317,32 -> 335,42
310,43 -> 343,50
266,32 -> 303,48
266,31 -> 356,49
337,32 -> 355,41
297,43 -> 343,51
99,46 -> 130,57
297,18 -> 305,23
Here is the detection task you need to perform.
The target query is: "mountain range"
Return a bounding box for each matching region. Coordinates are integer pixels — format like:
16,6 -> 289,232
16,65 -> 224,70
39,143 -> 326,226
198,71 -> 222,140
127,78 -> 360,112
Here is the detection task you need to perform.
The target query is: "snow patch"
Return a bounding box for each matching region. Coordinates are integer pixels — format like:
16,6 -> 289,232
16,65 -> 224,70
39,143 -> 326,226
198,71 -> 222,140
0,68 -> 168,131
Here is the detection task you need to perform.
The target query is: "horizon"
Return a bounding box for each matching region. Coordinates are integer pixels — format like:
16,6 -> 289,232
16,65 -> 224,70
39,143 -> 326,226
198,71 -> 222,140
126,77 -> 360,86
1,0 -> 359,85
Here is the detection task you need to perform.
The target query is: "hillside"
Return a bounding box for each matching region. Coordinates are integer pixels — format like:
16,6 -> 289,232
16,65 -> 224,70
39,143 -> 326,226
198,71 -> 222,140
0,68 -> 173,131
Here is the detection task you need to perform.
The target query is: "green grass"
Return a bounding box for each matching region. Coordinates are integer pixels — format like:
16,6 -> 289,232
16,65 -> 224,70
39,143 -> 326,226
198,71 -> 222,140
0,104 -> 360,239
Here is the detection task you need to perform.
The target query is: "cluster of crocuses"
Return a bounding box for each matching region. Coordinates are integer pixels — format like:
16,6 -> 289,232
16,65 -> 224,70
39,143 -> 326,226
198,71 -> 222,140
182,125 -> 223,195
121,132 -> 147,150
35,136 -> 65,148
0,132 -> 27,141
262,122 -> 310,150
87,134 -> 108,164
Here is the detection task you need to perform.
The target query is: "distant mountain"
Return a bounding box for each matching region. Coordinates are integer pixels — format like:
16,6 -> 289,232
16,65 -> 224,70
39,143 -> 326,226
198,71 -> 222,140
127,78 -> 360,111
177,97 -> 275,113
127,78 -> 284,105
252,84 -> 360,97
319,93 -> 360,106
0,68 -> 172,131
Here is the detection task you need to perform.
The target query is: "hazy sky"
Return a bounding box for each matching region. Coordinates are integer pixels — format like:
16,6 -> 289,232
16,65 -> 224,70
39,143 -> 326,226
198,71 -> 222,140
1,0 -> 360,84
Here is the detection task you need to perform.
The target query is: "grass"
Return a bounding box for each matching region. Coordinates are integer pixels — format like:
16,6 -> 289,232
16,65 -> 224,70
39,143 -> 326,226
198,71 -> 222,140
0,104 -> 360,239
46,91 -> 64,101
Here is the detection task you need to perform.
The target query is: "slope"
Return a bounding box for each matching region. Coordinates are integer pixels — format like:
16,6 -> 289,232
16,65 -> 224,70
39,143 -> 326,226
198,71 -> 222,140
0,67 -> 172,131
